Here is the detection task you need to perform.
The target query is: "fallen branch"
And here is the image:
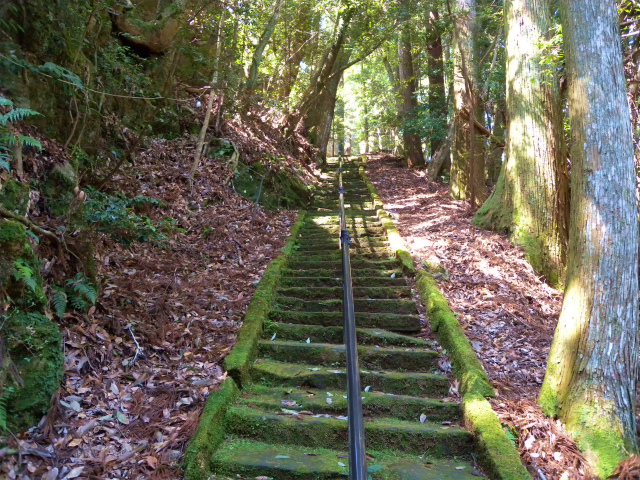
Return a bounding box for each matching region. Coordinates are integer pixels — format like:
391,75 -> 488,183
0,206 -> 61,245
126,325 -> 143,367
224,141 -> 240,186
459,109 -> 506,147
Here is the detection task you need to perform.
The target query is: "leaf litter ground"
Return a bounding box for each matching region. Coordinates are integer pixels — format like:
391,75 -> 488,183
1,129 -> 301,479
363,154 -> 595,480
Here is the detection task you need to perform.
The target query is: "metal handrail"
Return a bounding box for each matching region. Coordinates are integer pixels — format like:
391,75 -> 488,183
338,156 -> 367,480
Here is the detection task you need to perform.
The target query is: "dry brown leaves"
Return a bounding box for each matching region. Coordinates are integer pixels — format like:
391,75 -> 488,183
492,399 -> 594,480
362,154 -> 589,480
1,122 -> 298,479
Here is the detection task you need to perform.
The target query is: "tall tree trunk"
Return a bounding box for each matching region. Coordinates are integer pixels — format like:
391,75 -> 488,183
485,101 -> 505,186
539,2 -> 639,476
473,0 -> 568,287
449,0 -> 484,202
303,53 -> 350,164
382,55 -> 405,157
244,0 -> 286,101
427,5 -> 447,158
397,0 -> 424,168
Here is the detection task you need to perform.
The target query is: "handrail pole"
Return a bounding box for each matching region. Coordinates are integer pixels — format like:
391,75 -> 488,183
338,156 -> 367,480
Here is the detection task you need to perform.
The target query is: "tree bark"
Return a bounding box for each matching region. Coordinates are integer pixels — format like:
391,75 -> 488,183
539,1 -> 639,476
397,0 -> 424,167
244,0 -> 286,101
449,0 -> 484,203
426,6 -> 447,158
303,53 -> 350,164
473,0 -> 568,287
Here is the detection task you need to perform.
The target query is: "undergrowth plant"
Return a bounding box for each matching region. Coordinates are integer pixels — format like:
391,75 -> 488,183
82,188 -> 170,245
12,259 -> 37,293
0,97 -> 42,173
51,273 -> 97,317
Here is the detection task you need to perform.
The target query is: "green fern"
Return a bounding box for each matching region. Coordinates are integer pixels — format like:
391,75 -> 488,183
12,259 -> 37,293
66,274 -> 97,305
0,388 -> 11,432
0,107 -> 41,126
51,288 -> 68,318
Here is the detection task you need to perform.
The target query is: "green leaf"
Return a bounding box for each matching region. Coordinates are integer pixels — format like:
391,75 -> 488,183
26,230 -> 39,244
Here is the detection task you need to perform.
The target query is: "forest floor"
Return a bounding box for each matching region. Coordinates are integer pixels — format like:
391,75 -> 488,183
364,154 -> 594,480
0,115 -> 311,479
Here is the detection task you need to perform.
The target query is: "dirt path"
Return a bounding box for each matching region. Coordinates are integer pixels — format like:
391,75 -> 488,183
364,154 -> 593,480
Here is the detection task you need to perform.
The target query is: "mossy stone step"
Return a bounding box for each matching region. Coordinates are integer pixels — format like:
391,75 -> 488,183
281,268 -> 403,278
296,238 -> 389,248
212,440 -> 478,480
277,286 -> 411,300
251,360 -> 449,396
287,258 -> 399,270
294,245 -> 390,255
268,310 -> 421,331
275,296 -> 418,314
266,323 -> 428,347
307,216 -> 380,225
298,231 -> 387,241
240,385 -> 461,422
278,276 -> 407,288
225,406 -> 472,457
259,340 -> 439,371
289,252 -> 393,264
313,202 -> 377,210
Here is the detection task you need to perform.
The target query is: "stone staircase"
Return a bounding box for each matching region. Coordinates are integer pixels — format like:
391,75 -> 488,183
208,159 -> 481,479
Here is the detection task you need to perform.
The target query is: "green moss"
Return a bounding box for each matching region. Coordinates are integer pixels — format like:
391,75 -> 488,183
233,161 -> 310,209
0,180 -> 31,215
1,311 -> 63,431
416,271 -> 494,398
182,378 -> 239,480
225,405 -> 472,457
223,212 -> 306,387
251,360 -> 450,396
462,393 -> 531,480
0,220 -> 46,308
42,161 -> 78,217
241,385 -> 461,422
356,166 -> 416,275
267,310 -> 421,331
563,402 -> 634,478
259,340 -> 439,372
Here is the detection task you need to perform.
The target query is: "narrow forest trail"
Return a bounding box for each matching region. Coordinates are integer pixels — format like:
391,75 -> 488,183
202,159 -> 481,479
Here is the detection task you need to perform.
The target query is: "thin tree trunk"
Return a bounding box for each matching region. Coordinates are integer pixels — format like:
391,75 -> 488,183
449,0 -> 484,202
473,0 -> 567,287
190,8 -> 226,181
427,6 -> 447,157
539,2 -> 639,476
244,0 -> 286,100
397,0 -> 424,167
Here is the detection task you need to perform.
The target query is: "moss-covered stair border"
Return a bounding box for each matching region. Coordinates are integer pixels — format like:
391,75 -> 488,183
357,158 -> 531,480
182,211 -> 307,480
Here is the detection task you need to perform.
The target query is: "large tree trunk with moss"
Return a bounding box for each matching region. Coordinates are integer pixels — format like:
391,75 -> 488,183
397,0 -> 424,168
538,2 -> 639,476
449,0 -> 484,203
473,0 -> 568,287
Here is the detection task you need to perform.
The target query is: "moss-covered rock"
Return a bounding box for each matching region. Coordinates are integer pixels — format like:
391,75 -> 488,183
0,219 -> 46,308
42,161 -> 78,217
0,179 -> 31,215
1,311 -> 63,431
234,160 -> 310,210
